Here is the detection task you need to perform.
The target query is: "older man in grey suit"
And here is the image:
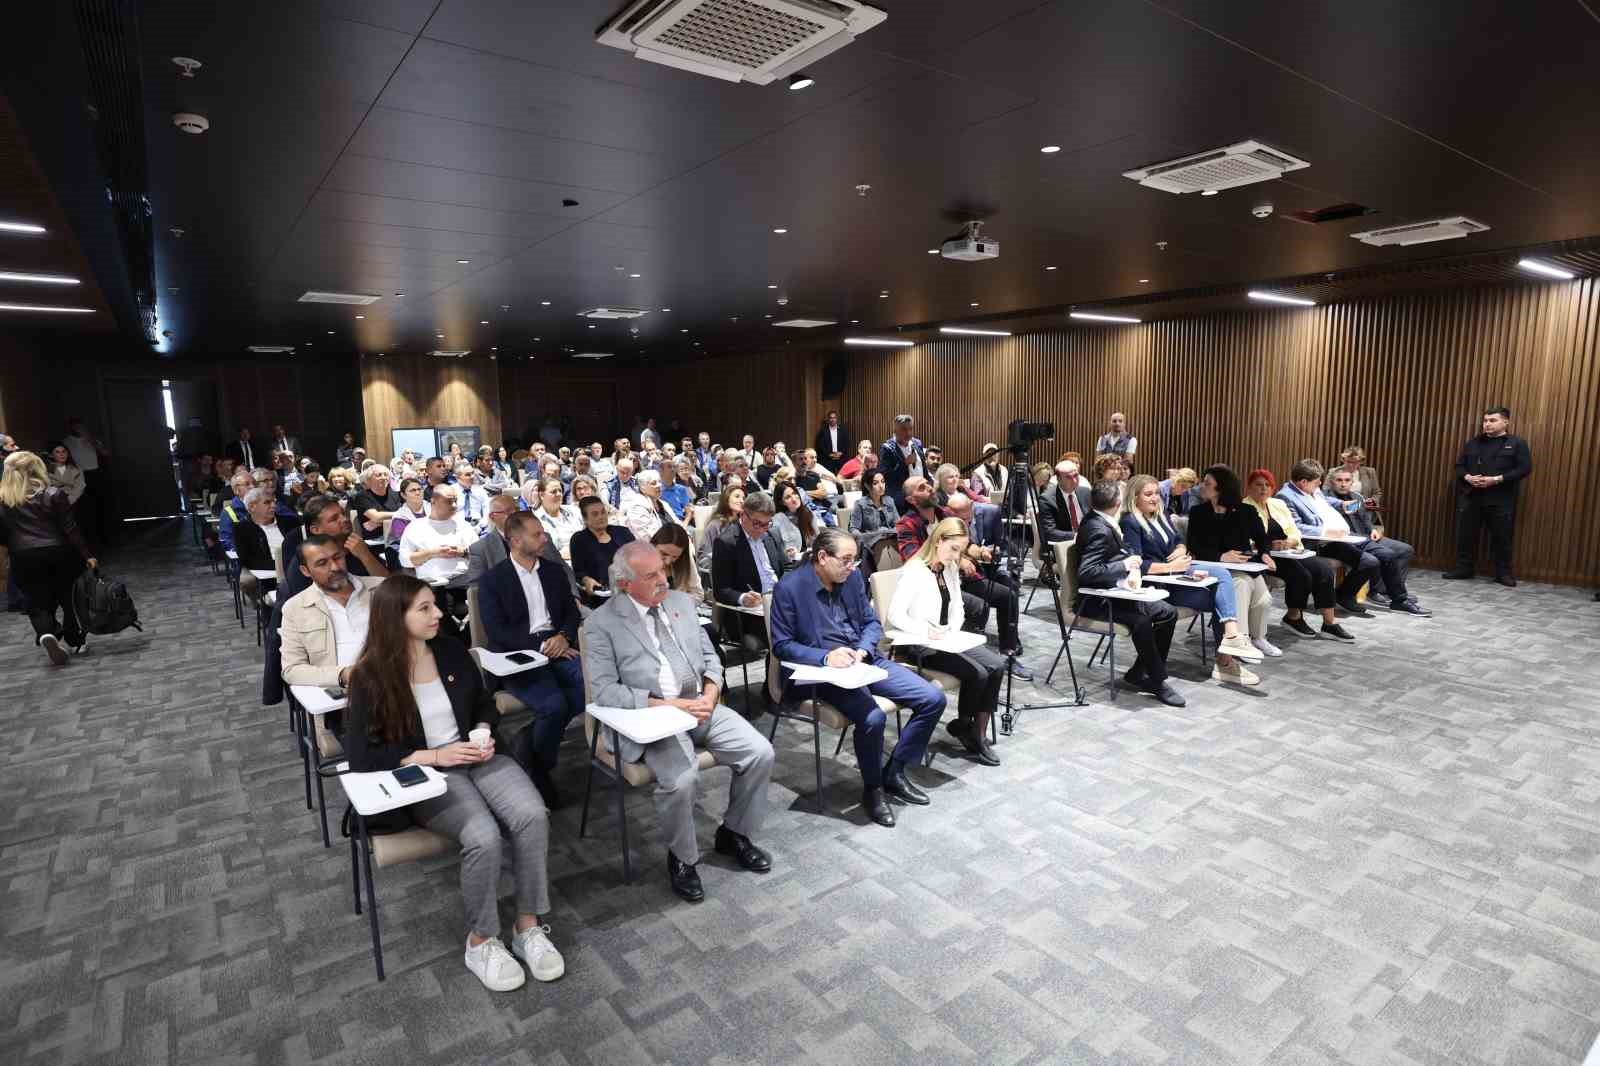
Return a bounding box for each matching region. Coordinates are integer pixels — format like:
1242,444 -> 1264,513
582,541 -> 775,903
466,491 -> 581,599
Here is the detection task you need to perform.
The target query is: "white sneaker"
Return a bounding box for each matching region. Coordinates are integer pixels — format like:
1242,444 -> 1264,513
464,936 -> 526,992
511,923 -> 566,982
39,633 -> 68,666
1212,661 -> 1261,687
1216,634 -> 1264,662
1251,637 -> 1283,658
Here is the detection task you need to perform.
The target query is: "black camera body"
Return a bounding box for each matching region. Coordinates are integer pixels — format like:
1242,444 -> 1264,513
1006,419 -> 1055,451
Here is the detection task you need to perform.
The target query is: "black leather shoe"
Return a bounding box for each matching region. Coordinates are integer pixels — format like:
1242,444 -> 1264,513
945,718 -> 970,742
714,825 -> 771,873
1441,569 -> 1474,580
972,736 -> 1001,767
1391,600 -> 1432,617
1281,615 -> 1317,637
882,761 -> 930,805
1122,666 -> 1147,687
1366,591 -> 1391,607
1495,575 -> 1517,588
1145,681 -> 1187,708
667,852 -> 705,903
862,787 -> 896,827
1337,598 -> 1373,618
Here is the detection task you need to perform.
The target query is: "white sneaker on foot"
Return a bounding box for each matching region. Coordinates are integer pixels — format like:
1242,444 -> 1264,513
511,923 -> 565,982
1216,634 -> 1264,662
464,936 -> 526,992
1212,662 -> 1261,687
39,633 -> 68,666
1251,637 -> 1283,658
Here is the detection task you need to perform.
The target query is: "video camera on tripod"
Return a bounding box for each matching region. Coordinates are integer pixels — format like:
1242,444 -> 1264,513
1006,418 -> 1055,453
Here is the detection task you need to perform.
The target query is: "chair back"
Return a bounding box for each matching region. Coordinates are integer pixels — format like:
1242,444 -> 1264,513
871,537 -> 903,573
842,490 -> 862,512
272,541 -> 285,584
840,478 -> 861,494
763,597 -> 784,704
867,567 -> 901,626
1054,540 -> 1078,602
466,585 -> 486,649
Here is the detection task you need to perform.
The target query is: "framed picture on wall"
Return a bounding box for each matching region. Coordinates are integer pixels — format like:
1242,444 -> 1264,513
435,426 -> 481,459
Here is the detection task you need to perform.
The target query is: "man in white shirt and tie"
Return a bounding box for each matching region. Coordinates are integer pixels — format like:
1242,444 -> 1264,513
270,423 -> 300,458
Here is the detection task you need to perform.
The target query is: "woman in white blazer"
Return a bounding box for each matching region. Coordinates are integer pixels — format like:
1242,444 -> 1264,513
886,517 -> 1004,766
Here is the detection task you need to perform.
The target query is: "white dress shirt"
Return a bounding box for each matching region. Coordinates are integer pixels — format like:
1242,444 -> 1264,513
319,579 -> 371,666
399,515 -> 474,583
535,504 -> 583,553
63,433 -> 100,472
627,594 -> 680,697
511,555 -> 554,635
748,532 -> 778,593
262,521 -> 285,558
1307,492 -> 1352,537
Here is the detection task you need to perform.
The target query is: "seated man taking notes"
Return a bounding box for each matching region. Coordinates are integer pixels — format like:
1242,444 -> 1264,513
769,529 -> 947,829
582,542 -> 776,904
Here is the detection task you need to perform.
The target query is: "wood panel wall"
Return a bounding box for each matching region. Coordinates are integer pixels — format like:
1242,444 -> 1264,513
359,354 -> 501,462
828,279 -> 1600,586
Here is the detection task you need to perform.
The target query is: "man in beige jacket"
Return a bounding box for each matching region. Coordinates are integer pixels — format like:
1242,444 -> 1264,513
281,533 -> 386,756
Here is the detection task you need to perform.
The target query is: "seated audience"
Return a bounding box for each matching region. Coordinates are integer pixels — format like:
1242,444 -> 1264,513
673,456 -> 705,503
235,487 -> 297,577
1075,480 -> 1184,706
753,446 -> 782,492
770,529 -> 946,827
837,439 -> 875,481
943,493 -> 1028,675
1325,467 -> 1430,616
279,534 -> 384,744
529,476 -> 582,555
478,512 -> 586,806
969,444 -> 1008,501
566,473 -> 601,511
44,443 -> 85,505
933,462 -> 988,505
589,442 -> 614,484
710,490 -> 787,652
387,477 -> 428,561
455,464 -> 491,528
1329,445 -> 1382,507
583,541 -> 775,903
893,476 -> 947,560
398,483 -> 474,586
1243,469 -> 1346,641
1092,453 -> 1129,483
280,494 -> 389,601
795,448 -> 839,502
697,484 -> 744,554
849,469 -> 899,558
658,461 -> 692,519
886,517 -> 1005,766
1037,459 -> 1090,541
1158,468 -> 1200,517
652,523 -> 705,601
344,576 -> 564,992
217,469 -> 254,552
421,456 -> 450,500
1274,459 -> 1380,618
325,467 -> 356,505
622,469 -> 680,542
491,445 -> 516,485
568,496 -> 635,607
468,492 -> 580,599
606,457 -> 640,510
772,481 -> 819,561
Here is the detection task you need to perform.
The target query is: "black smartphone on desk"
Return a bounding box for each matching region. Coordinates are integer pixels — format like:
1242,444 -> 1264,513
393,765 -> 428,787
322,686 -> 346,700
506,652 -> 538,665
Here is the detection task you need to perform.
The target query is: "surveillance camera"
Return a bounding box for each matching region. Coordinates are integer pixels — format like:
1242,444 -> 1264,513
1252,202 -> 1274,219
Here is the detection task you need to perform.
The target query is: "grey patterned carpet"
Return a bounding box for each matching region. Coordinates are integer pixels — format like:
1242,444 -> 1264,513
4,521 -> 1600,1065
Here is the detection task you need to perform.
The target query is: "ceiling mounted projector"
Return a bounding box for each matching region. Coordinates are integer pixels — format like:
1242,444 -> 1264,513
596,0 -> 885,85
941,220 -> 999,262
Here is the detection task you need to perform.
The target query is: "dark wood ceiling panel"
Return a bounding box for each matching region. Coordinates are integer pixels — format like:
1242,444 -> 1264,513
306,188 -> 585,237
312,0 -> 440,36
321,152 -> 632,217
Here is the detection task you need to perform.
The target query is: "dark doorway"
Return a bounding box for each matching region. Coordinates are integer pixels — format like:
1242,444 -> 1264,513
102,378 -> 181,520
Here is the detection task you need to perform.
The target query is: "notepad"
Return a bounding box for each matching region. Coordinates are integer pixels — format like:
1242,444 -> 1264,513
891,630 -> 986,654
781,661 -> 888,689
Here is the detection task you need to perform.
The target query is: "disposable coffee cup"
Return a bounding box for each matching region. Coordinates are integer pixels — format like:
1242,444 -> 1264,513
469,727 -> 492,752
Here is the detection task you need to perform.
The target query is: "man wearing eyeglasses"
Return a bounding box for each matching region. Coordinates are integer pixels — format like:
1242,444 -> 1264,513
710,490 -> 789,659
769,529 -> 946,829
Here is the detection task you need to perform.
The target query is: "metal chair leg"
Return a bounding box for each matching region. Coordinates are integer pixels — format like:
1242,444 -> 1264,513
810,702 -> 823,810
579,726 -> 600,839
349,814 -> 361,915
611,727 -> 631,883
834,723 -> 850,757
1046,644 -> 1065,685
357,816 -> 384,980
1106,601 -> 1117,702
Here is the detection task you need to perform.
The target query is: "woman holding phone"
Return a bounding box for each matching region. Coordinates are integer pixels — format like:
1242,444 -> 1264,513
344,576 -> 565,992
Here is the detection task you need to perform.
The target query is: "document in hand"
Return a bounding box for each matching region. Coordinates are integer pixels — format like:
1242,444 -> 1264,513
781,661 -> 889,689
891,630 -> 986,653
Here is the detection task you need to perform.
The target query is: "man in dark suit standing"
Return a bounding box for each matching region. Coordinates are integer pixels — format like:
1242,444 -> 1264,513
1037,459 -> 1090,542
477,512 -> 586,806
1075,481 -> 1183,707
877,414 -> 927,510
224,427 -> 258,470
710,490 -> 789,654
814,411 -> 849,470
1443,405 -> 1533,587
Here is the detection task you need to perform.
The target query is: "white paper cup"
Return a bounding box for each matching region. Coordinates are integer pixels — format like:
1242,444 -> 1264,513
469,727 -> 492,752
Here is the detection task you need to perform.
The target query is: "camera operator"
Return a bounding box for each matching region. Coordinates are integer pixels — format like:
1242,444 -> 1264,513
945,493 -> 1029,679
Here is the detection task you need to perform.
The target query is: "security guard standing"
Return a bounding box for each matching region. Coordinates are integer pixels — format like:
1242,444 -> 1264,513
1443,406 -> 1532,587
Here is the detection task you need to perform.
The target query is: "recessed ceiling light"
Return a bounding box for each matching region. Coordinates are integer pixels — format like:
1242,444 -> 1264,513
845,337 -> 913,347
927,249 -> 939,254
850,319 -> 859,324
540,300 -> 551,306
1201,189 -> 1219,197
326,330 -> 335,335
1517,258 -> 1575,280
0,271 -> 80,284
456,259 -> 471,264
970,302 -> 979,307
1138,278 -> 1149,283
588,324 -> 595,328
660,307 -> 670,312
772,227 -> 788,234
1247,290 -> 1316,306
878,293 -> 888,299
787,73 -> 814,91
767,284 -> 778,289
355,315 -> 365,320
680,328 -> 688,333
1045,266 -> 1057,271
629,273 -> 641,278
0,303 -> 95,313
1070,311 -> 1141,324
298,290 -> 381,305
480,320 -> 489,324
940,326 -> 1010,336
0,221 -> 47,234
394,292 -> 405,297
1040,145 -> 1061,154
764,314 -> 773,318
774,317 -> 836,328
491,346 -> 497,351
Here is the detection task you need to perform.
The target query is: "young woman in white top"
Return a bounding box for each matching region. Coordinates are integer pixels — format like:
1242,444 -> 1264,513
344,575 -> 564,993
885,517 -> 1004,766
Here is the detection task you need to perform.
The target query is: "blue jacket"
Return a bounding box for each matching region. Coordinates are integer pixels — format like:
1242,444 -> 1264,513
877,435 -> 927,506
1119,511 -> 1182,574
478,555 -> 580,650
769,564 -> 882,690
217,495 -> 245,551
1274,482 -> 1366,543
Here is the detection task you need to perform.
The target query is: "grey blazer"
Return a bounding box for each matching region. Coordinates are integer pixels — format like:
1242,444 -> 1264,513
581,588 -> 724,763
465,528 -> 581,598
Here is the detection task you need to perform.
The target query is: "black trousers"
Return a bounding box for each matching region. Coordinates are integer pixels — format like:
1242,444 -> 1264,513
919,645 -> 1006,722
1455,495 -> 1516,576
962,568 -> 1021,651
10,546 -> 86,646
1313,541 -> 1379,600
1274,554 -> 1337,610
1076,596 -> 1177,684
81,468 -> 113,547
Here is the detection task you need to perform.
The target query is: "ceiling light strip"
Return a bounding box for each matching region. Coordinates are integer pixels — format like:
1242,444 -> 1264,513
0,221 -> 47,234
0,303 -> 96,313
1069,311 -> 1140,324
0,271 -> 79,284
939,326 -> 1011,336
1517,258 -> 1575,280
1246,290 -> 1316,306
844,337 -> 913,347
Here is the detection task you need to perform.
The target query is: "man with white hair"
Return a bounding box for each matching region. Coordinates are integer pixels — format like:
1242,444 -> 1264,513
582,541 -> 776,903
606,456 -> 639,510
623,468 -> 680,541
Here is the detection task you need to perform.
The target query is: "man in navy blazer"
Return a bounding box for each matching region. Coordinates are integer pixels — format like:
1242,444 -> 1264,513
477,512 -> 586,805
769,529 -> 945,828
877,413 -> 928,509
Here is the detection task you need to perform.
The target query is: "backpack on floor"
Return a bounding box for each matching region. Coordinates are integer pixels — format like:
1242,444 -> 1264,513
72,568 -> 143,635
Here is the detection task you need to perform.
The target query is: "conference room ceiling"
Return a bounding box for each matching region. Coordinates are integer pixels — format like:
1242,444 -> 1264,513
15,0 -> 1600,362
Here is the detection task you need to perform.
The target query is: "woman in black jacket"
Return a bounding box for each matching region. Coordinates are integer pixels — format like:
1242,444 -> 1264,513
1184,465 -> 1282,667
0,450 -> 96,663
344,576 -> 565,993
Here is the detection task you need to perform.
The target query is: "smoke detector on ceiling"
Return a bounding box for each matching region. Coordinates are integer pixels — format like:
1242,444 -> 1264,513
1123,139 -> 1308,194
596,0 -> 886,84
1349,216 -> 1491,247
172,112 -> 210,134
171,57 -> 202,78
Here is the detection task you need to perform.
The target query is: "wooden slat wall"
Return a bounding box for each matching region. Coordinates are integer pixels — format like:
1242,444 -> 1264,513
359,354 -> 502,461
830,280 -> 1600,586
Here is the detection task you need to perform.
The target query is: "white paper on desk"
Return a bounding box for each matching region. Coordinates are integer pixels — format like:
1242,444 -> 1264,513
781,661 -> 888,689
891,630 -> 986,654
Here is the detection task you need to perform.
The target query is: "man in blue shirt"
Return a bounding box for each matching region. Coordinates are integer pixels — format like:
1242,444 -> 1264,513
769,529 -> 945,829
216,469 -> 253,553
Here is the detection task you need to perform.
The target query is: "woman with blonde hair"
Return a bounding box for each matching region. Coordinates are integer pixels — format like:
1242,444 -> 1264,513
1158,467 -> 1199,517
886,516 -> 1004,766
1,451 -> 97,663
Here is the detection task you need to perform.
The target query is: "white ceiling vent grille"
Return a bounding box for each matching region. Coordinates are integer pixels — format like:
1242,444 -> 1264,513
597,0 -> 886,85
1350,216 -> 1491,247
577,306 -> 651,319
297,290 -> 383,305
1123,140 -> 1309,194
429,350 -> 471,358
573,352 -> 615,359
246,345 -> 296,354
774,317 -> 837,328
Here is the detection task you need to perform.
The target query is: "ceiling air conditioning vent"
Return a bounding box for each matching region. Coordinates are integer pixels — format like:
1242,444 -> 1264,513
597,0 -> 886,85
774,317 -> 837,328
297,291 -> 383,305
577,306 -> 651,319
1123,140 -> 1309,194
246,345 -> 296,354
1350,216 -> 1491,247
573,352 -> 615,360
429,350 -> 471,358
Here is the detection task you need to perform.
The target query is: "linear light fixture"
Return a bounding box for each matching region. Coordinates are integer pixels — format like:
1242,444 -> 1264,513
1517,258 -> 1575,280
0,271 -> 80,284
940,326 -> 1011,336
0,303 -> 96,313
1069,311 -> 1140,324
844,337 -> 913,347
0,221 -> 47,234
1247,290 -> 1316,306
